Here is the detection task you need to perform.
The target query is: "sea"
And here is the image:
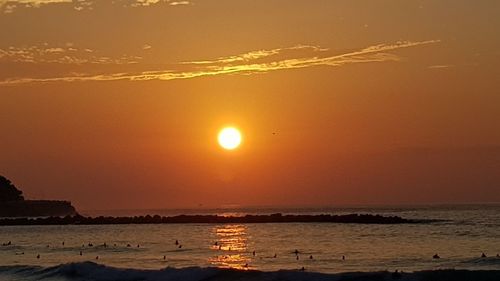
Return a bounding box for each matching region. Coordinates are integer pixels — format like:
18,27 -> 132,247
1,204 -> 500,281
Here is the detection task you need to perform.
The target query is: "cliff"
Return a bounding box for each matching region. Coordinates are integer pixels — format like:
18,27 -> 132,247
0,175 -> 77,218
0,200 -> 77,217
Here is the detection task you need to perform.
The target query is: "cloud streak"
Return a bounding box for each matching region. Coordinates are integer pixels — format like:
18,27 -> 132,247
0,40 -> 439,86
428,64 -> 454,69
0,0 -> 80,12
0,43 -> 141,64
0,0 -> 191,13
129,0 -> 190,7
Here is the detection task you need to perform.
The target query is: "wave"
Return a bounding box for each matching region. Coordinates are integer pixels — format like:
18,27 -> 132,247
462,257 -> 500,266
1,262 -> 500,281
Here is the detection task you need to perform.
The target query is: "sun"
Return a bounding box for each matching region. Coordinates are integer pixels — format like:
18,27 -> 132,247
218,127 -> 242,150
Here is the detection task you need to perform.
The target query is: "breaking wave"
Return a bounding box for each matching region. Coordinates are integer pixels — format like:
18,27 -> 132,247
1,262 -> 500,281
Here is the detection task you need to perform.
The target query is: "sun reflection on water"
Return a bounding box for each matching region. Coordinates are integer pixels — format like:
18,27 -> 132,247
208,224 -> 251,270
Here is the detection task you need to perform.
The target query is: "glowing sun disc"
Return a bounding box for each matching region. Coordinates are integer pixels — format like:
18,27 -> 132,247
218,127 -> 242,150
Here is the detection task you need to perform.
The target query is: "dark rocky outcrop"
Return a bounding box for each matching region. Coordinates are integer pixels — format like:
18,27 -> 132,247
0,175 -> 77,218
0,213 -> 427,226
0,200 -> 77,218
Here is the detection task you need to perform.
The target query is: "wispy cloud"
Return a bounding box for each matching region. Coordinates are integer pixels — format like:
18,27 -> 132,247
183,45 -> 329,65
0,0 -> 84,13
168,1 -> 190,6
0,0 -> 191,13
428,64 -> 454,69
129,0 -> 190,6
0,43 -> 141,64
0,40 -> 439,86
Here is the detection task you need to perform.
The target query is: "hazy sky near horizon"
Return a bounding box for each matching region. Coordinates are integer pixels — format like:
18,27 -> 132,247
1,0 -> 499,210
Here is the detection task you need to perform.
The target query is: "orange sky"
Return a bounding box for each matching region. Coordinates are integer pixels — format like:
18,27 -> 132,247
1,0 -> 499,210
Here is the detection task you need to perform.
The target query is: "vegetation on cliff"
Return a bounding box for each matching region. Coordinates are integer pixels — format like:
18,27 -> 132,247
0,175 -> 24,202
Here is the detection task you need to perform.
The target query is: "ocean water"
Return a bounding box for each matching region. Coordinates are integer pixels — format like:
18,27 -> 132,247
1,205 -> 500,280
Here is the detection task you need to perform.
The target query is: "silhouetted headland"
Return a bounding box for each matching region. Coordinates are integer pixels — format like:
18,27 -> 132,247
0,212 -> 429,226
0,176 -> 433,225
0,175 -> 76,218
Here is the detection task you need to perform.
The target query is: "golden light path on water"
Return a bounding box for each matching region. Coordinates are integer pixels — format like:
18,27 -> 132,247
208,224 -> 251,270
